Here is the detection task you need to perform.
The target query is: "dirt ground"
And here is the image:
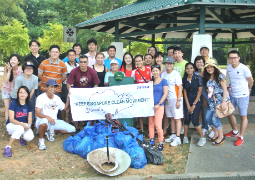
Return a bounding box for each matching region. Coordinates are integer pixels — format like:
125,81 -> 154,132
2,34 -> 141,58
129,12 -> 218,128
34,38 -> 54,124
0,114 -> 189,180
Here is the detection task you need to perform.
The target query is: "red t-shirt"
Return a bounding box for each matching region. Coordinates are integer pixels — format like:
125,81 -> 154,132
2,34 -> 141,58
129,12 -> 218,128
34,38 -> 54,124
66,66 -> 100,88
131,66 -> 152,84
119,66 -> 132,77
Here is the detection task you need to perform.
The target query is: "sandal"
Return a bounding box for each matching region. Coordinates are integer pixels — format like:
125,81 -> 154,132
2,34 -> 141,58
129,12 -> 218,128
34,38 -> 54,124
213,136 -> 225,146
209,137 -> 218,142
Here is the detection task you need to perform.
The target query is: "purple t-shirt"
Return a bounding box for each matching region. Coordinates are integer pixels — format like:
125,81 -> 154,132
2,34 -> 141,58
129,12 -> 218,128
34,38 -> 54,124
153,79 -> 168,106
66,66 -> 100,88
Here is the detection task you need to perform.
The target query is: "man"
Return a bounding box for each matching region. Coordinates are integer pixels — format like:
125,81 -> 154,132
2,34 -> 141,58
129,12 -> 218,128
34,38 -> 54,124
67,55 -> 100,131
104,45 -> 122,69
167,46 -> 175,58
144,54 -> 153,67
85,38 -> 97,66
61,49 -> 79,122
225,50 -> 254,146
36,79 -> 75,150
62,43 -> 82,63
23,40 -> 46,125
173,47 -> 188,78
199,45 -> 218,65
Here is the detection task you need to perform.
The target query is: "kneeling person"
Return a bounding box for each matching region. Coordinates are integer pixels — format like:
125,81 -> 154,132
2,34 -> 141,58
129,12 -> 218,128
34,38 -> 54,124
36,79 -> 75,150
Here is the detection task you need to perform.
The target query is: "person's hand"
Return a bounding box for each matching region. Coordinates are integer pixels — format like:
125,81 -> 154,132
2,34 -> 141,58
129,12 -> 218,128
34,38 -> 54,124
5,62 -> 12,72
23,123 -> 30,131
221,101 -> 227,111
190,104 -> 196,114
176,101 -> 180,109
187,106 -> 192,114
202,98 -> 208,108
38,81 -> 42,88
67,93 -> 71,100
47,116 -> 55,125
153,104 -> 160,110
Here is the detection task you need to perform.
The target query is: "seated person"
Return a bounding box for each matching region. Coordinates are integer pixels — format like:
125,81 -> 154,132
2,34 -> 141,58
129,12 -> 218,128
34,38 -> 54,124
35,79 -> 75,150
4,86 -> 34,157
104,60 -> 125,86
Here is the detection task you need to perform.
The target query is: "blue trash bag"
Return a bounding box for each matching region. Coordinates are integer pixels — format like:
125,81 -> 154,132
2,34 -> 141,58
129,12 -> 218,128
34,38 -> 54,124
94,122 -> 108,135
123,121 -> 139,137
137,134 -> 143,141
95,127 -> 118,148
75,122 -> 96,139
114,130 -> 133,148
74,136 -> 95,158
128,146 -> 147,169
63,135 -> 81,154
121,137 -> 140,154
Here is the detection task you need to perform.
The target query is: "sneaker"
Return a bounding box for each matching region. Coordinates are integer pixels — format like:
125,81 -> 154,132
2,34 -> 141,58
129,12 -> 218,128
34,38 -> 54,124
38,139 -> 46,150
234,137 -> 244,146
19,137 -> 26,146
197,137 -> 206,147
3,146 -> 12,157
181,126 -> 184,134
45,131 -> 55,141
183,136 -> 189,144
208,130 -> 215,138
225,131 -> 239,138
150,139 -> 155,147
157,143 -> 163,151
165,134 -> 176,143
202,128 -> 208,136
170,137 -> 181,147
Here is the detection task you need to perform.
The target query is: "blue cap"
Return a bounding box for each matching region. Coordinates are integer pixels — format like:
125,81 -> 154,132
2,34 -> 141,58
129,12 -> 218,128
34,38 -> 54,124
46,79 -> 59,87
163,57 -> 175,64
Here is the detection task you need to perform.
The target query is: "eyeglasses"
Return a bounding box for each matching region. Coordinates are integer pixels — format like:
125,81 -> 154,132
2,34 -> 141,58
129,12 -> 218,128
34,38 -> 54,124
149,49 -> 155,52
80,61 -> 88,63
228,57 -> 239,60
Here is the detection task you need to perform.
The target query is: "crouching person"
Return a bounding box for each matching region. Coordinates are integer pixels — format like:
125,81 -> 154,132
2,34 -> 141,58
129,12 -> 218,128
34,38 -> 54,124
35,79 -> 75,150
4,86 -> 34,157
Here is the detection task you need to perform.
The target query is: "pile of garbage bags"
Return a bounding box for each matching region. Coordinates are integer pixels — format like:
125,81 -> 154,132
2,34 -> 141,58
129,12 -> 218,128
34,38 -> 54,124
63,121 -> 147,169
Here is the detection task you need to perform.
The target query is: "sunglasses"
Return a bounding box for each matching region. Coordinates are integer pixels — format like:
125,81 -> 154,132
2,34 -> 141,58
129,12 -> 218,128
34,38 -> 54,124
151,64 -> 160,69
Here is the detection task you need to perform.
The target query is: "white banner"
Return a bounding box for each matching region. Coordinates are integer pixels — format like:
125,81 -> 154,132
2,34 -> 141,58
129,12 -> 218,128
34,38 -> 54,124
70,84 -> 154,121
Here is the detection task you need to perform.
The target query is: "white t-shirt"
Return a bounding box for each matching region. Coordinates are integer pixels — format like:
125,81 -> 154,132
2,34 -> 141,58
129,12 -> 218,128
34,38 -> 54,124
36,93 -> 65,120
162,70 -> 182,99
227,63 -> 252,98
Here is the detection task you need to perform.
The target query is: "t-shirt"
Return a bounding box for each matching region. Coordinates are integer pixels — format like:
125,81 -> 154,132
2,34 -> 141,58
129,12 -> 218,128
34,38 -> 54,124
62,57 -> 79,63
119,66 -> 132,77
66,66 -> 100,88
38,58 -> 68,93
63,61 -> 79,84
104,71 -> 125,83
227,63 -> 252,98
85,52 -> 96,66
36,93 -> 65,120
104,57 -> 122,69
131,66 -> 152,84
153,79 -> 168,106
162,70 -> 182,99
11,74 -> 38,99
173,60 -> 188,78
6,101 -> 32,125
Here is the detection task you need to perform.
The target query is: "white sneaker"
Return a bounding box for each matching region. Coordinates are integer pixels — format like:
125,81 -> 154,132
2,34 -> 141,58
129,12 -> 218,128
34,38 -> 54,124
197,137 -> 206,147
38,139 -> 46,150
170,137 -> 181,147
45,131 -> 55,141
164,134 -> 176,143
202,128 -> 208,136
208,130 -> 215,139
183,136 -> 189,144
181,126 -> 184,134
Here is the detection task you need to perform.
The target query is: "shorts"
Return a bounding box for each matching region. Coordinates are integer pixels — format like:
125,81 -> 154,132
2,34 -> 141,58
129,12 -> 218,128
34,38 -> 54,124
230,96 -> 249,116
164,98 -> 183,119
36,118 -> 75,133
2,91 -> 11,99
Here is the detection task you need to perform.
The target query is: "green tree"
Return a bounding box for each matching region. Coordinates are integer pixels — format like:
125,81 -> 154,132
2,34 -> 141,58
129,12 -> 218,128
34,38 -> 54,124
0,19 -> 30,56
38,23 -> 70,53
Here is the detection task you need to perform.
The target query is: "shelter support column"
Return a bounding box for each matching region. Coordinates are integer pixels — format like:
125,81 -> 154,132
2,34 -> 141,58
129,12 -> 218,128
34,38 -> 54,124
199,6 -> 205,34
115,22 -> 119,42
152,34 -> 155,47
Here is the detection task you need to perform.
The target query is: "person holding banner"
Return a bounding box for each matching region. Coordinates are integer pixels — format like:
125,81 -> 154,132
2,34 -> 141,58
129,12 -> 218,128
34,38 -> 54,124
131,55 -> 152,134
104,60 -> 125,86
36,79 -> 75,150
148,64 -> 168,151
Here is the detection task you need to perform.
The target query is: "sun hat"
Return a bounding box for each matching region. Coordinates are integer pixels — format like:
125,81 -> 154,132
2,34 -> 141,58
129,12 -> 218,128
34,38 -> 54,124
203,59 -> 221,71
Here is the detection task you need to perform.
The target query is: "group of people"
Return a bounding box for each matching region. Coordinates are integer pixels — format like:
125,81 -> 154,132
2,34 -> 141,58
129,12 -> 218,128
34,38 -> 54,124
2,37 -> 253,156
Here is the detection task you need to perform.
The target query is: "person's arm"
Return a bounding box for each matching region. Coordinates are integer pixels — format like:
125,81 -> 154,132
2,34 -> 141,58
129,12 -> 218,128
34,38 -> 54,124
247,76 -> 254,92
27,111 -> 32,128
94,85 -> 98,87
62,74 -> 67,83
67,83 -> 72,92
63,93 -> 70,111
220,79 -> 228,111
154,86 -> 168,110
38,71 -> 43,81
176,84 -> 183,109
9,110 -> 30,131
104,73 -> 109,86
30,89 -> 35,99
183,89 -> 191,114
36,108 -> 55,125
190,86 -> 203,113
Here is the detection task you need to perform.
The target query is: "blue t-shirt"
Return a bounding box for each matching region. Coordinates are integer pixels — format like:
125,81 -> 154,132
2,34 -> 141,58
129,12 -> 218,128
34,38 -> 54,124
104,57 -> 122,69
153,79 -> 168,106
6,101 -> 33,125
62,56 -> 79,63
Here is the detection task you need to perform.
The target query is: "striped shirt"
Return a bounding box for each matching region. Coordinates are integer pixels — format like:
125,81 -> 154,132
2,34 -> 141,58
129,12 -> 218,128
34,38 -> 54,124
38,58 -> 68,93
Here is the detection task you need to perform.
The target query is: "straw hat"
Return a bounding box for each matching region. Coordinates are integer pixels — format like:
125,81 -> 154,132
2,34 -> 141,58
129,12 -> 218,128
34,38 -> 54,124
203,58 -> 220,71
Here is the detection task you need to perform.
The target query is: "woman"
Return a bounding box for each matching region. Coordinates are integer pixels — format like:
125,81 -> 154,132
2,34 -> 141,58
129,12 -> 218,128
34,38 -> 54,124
148,46 -> 157,64
92,52 -> 108,87
203,59 -> 229,146
182,62 -> 206,147
144,54 -> 153,67
2,54 -> 22,122
119,52 -> 135,77
154,52 -> 166,76
148,64 -> 168,151
4,86 -> 34,157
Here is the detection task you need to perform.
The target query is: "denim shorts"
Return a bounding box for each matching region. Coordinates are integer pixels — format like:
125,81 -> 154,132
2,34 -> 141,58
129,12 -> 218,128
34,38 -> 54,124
230,96 -> 249,116
2,91 -> 11,99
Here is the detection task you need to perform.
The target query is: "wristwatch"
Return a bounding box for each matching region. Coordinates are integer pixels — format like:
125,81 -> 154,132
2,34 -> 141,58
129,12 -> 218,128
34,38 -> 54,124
193,103 -> 196,105
177,99 -> 181,102
27,124 -> 30,128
